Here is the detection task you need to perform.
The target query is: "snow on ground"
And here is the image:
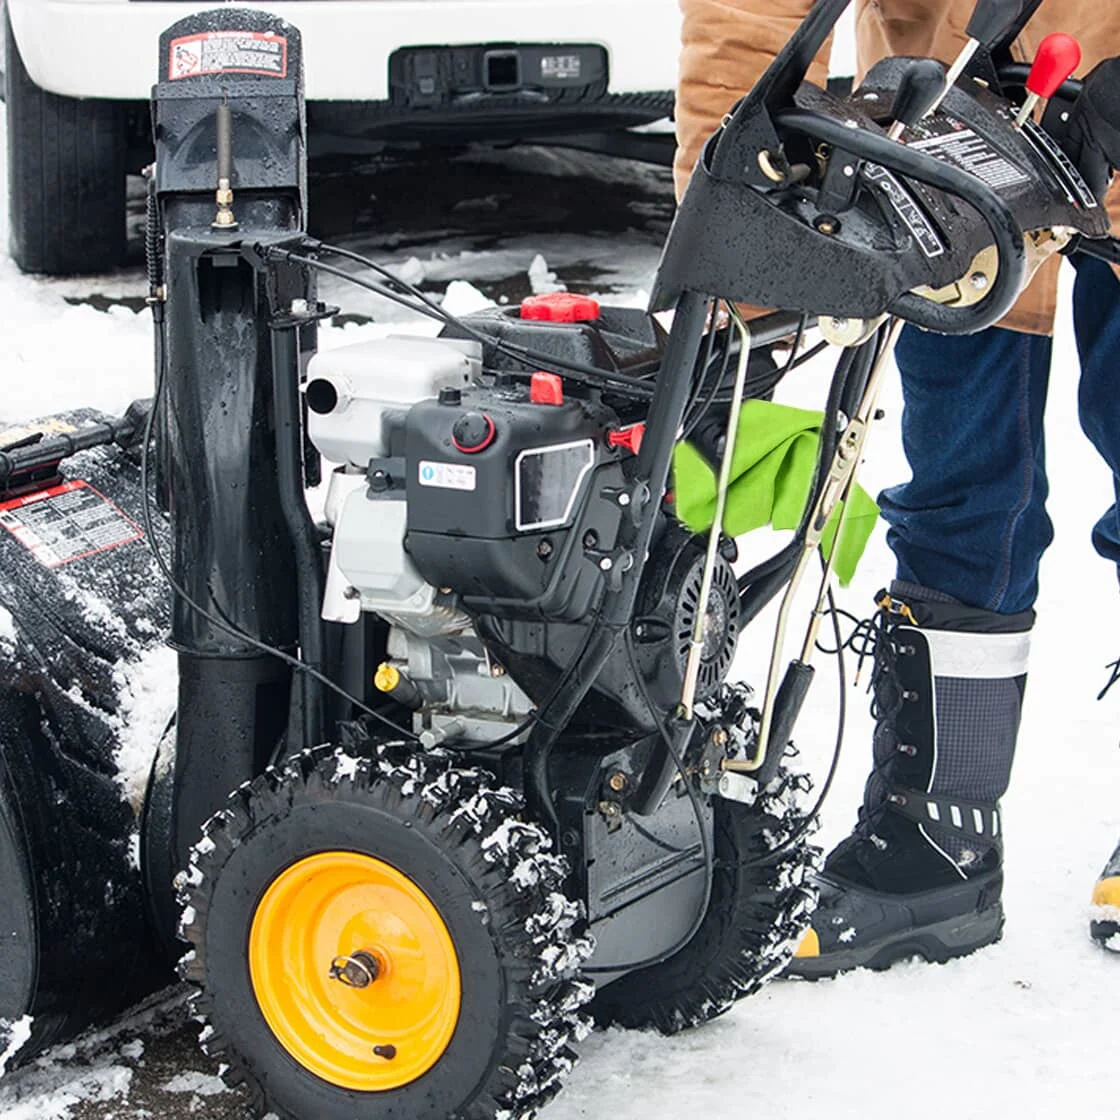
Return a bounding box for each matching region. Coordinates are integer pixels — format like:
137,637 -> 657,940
2,90 -> 1119,1120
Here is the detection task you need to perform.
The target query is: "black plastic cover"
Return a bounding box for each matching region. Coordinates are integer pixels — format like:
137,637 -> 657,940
0,413 -> 170,1062
153,8 -> 306,223
404,386 -> 626,621
652,59 -> 1109,325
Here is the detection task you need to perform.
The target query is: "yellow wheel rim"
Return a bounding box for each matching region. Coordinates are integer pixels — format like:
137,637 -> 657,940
249,851 -> 462,1092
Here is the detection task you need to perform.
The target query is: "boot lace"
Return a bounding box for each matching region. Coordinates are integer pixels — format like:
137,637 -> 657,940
826,591 -> 920,843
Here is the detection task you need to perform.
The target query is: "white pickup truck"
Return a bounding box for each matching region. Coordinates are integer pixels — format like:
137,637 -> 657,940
2,0 -> 681,274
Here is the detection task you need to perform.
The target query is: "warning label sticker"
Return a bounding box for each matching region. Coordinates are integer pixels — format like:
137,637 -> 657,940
906,119 -> 1029,191
0,481 -> 143,569
169,31 -> 288,81
418,461 -> 477,492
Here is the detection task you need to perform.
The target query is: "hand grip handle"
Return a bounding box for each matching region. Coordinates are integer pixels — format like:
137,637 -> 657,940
965,0 -> 1031,48
1026,33 -> 1082,98
891,60 -> 948,130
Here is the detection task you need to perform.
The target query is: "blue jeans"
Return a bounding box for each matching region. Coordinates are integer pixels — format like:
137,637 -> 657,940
879,254 -> 1120,615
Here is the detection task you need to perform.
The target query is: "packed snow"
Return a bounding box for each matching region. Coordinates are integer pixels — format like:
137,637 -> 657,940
2,45 -> 1119,1120
0,606 -> 15,650
0,1022 -> 32,1079
110,645 -> 178,813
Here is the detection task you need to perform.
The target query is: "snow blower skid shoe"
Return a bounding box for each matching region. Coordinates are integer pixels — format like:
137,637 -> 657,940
1090,838 -> 1120,952
0,406 -> 172,1065
788,584 -> 1031,979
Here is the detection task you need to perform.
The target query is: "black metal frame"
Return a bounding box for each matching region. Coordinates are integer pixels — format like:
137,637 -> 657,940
135,0 -> 1120,966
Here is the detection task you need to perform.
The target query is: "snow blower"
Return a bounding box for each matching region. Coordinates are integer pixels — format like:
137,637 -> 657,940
1,0 -> 1119,1114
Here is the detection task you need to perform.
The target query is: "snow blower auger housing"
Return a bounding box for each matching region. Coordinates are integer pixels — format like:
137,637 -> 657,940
3,0 -> 1120,1112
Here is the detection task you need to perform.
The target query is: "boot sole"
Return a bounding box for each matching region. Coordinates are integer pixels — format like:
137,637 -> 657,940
1089,918 -> 1120,953
787,880 -> 1005,980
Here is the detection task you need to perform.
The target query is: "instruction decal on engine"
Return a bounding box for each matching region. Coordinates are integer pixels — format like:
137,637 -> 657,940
0,481 -> 143,569
168,31 -> 289,81
418,461 -> 477,492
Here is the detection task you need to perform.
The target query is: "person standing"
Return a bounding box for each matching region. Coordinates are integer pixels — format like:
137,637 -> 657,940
674,0 -> 1120,973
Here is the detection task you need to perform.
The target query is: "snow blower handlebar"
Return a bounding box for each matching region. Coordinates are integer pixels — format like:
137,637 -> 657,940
653,0 -> 1113,333
770,105 -> 1027,333
0,399 -> 152,493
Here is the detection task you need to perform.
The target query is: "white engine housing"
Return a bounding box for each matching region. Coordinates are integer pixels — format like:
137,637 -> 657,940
305,335 -> 481,468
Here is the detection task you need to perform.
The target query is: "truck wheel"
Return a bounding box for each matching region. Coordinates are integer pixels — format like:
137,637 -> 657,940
179,742 -> 594,1120
4,10 -> 126,275
590,766 -> 819,1033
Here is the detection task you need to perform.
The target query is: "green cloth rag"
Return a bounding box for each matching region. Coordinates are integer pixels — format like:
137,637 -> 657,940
673,399 -> 879,586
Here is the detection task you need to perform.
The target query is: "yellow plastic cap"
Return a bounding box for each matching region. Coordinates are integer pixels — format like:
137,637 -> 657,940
374,663 -> 401,693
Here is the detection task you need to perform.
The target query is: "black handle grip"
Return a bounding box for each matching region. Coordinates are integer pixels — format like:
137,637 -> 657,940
966,0 -> 1034,48
891,60 -> 947,129
756,660 -> 816,788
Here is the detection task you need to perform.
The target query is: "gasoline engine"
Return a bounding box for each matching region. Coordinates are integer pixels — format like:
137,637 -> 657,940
309,303 -> 738,744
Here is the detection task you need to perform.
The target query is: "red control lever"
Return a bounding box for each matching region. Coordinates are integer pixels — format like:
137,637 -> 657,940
1014,33 -> 1081,127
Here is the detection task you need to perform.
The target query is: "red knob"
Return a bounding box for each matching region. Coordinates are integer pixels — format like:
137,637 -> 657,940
529,371 -> 565,406
607,424 -> 645,455
1026,33 -> 1082,99
521,293 -> 602,323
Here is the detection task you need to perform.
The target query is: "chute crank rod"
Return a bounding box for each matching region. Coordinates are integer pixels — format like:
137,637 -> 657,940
680,306 -> 753,719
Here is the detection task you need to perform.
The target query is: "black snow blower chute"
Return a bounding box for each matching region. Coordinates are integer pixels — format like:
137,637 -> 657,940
2,0 -> 1119,1114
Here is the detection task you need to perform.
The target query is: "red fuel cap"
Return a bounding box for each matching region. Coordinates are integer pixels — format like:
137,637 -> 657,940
520,293 -> 602,323
530,372 -> 564,406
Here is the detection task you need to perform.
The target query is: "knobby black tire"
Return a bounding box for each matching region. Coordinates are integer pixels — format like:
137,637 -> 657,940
178,738 -> 595,1120
4,10 -> 126,275
590,767 -> 819,1034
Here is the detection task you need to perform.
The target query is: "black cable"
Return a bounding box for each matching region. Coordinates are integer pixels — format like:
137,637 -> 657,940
140,305 -> 420,743
680,300 -> 725,435
680,313 -> 734,443
315,240 -> 662,391
696,337 -> 829,411
275,248 -> 659,398
625,814 -> 695,856
447,620 -> 604,751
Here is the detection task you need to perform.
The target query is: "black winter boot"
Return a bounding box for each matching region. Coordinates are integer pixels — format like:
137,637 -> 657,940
1090,838 -> 1120,952
788,582 -> 1032,978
